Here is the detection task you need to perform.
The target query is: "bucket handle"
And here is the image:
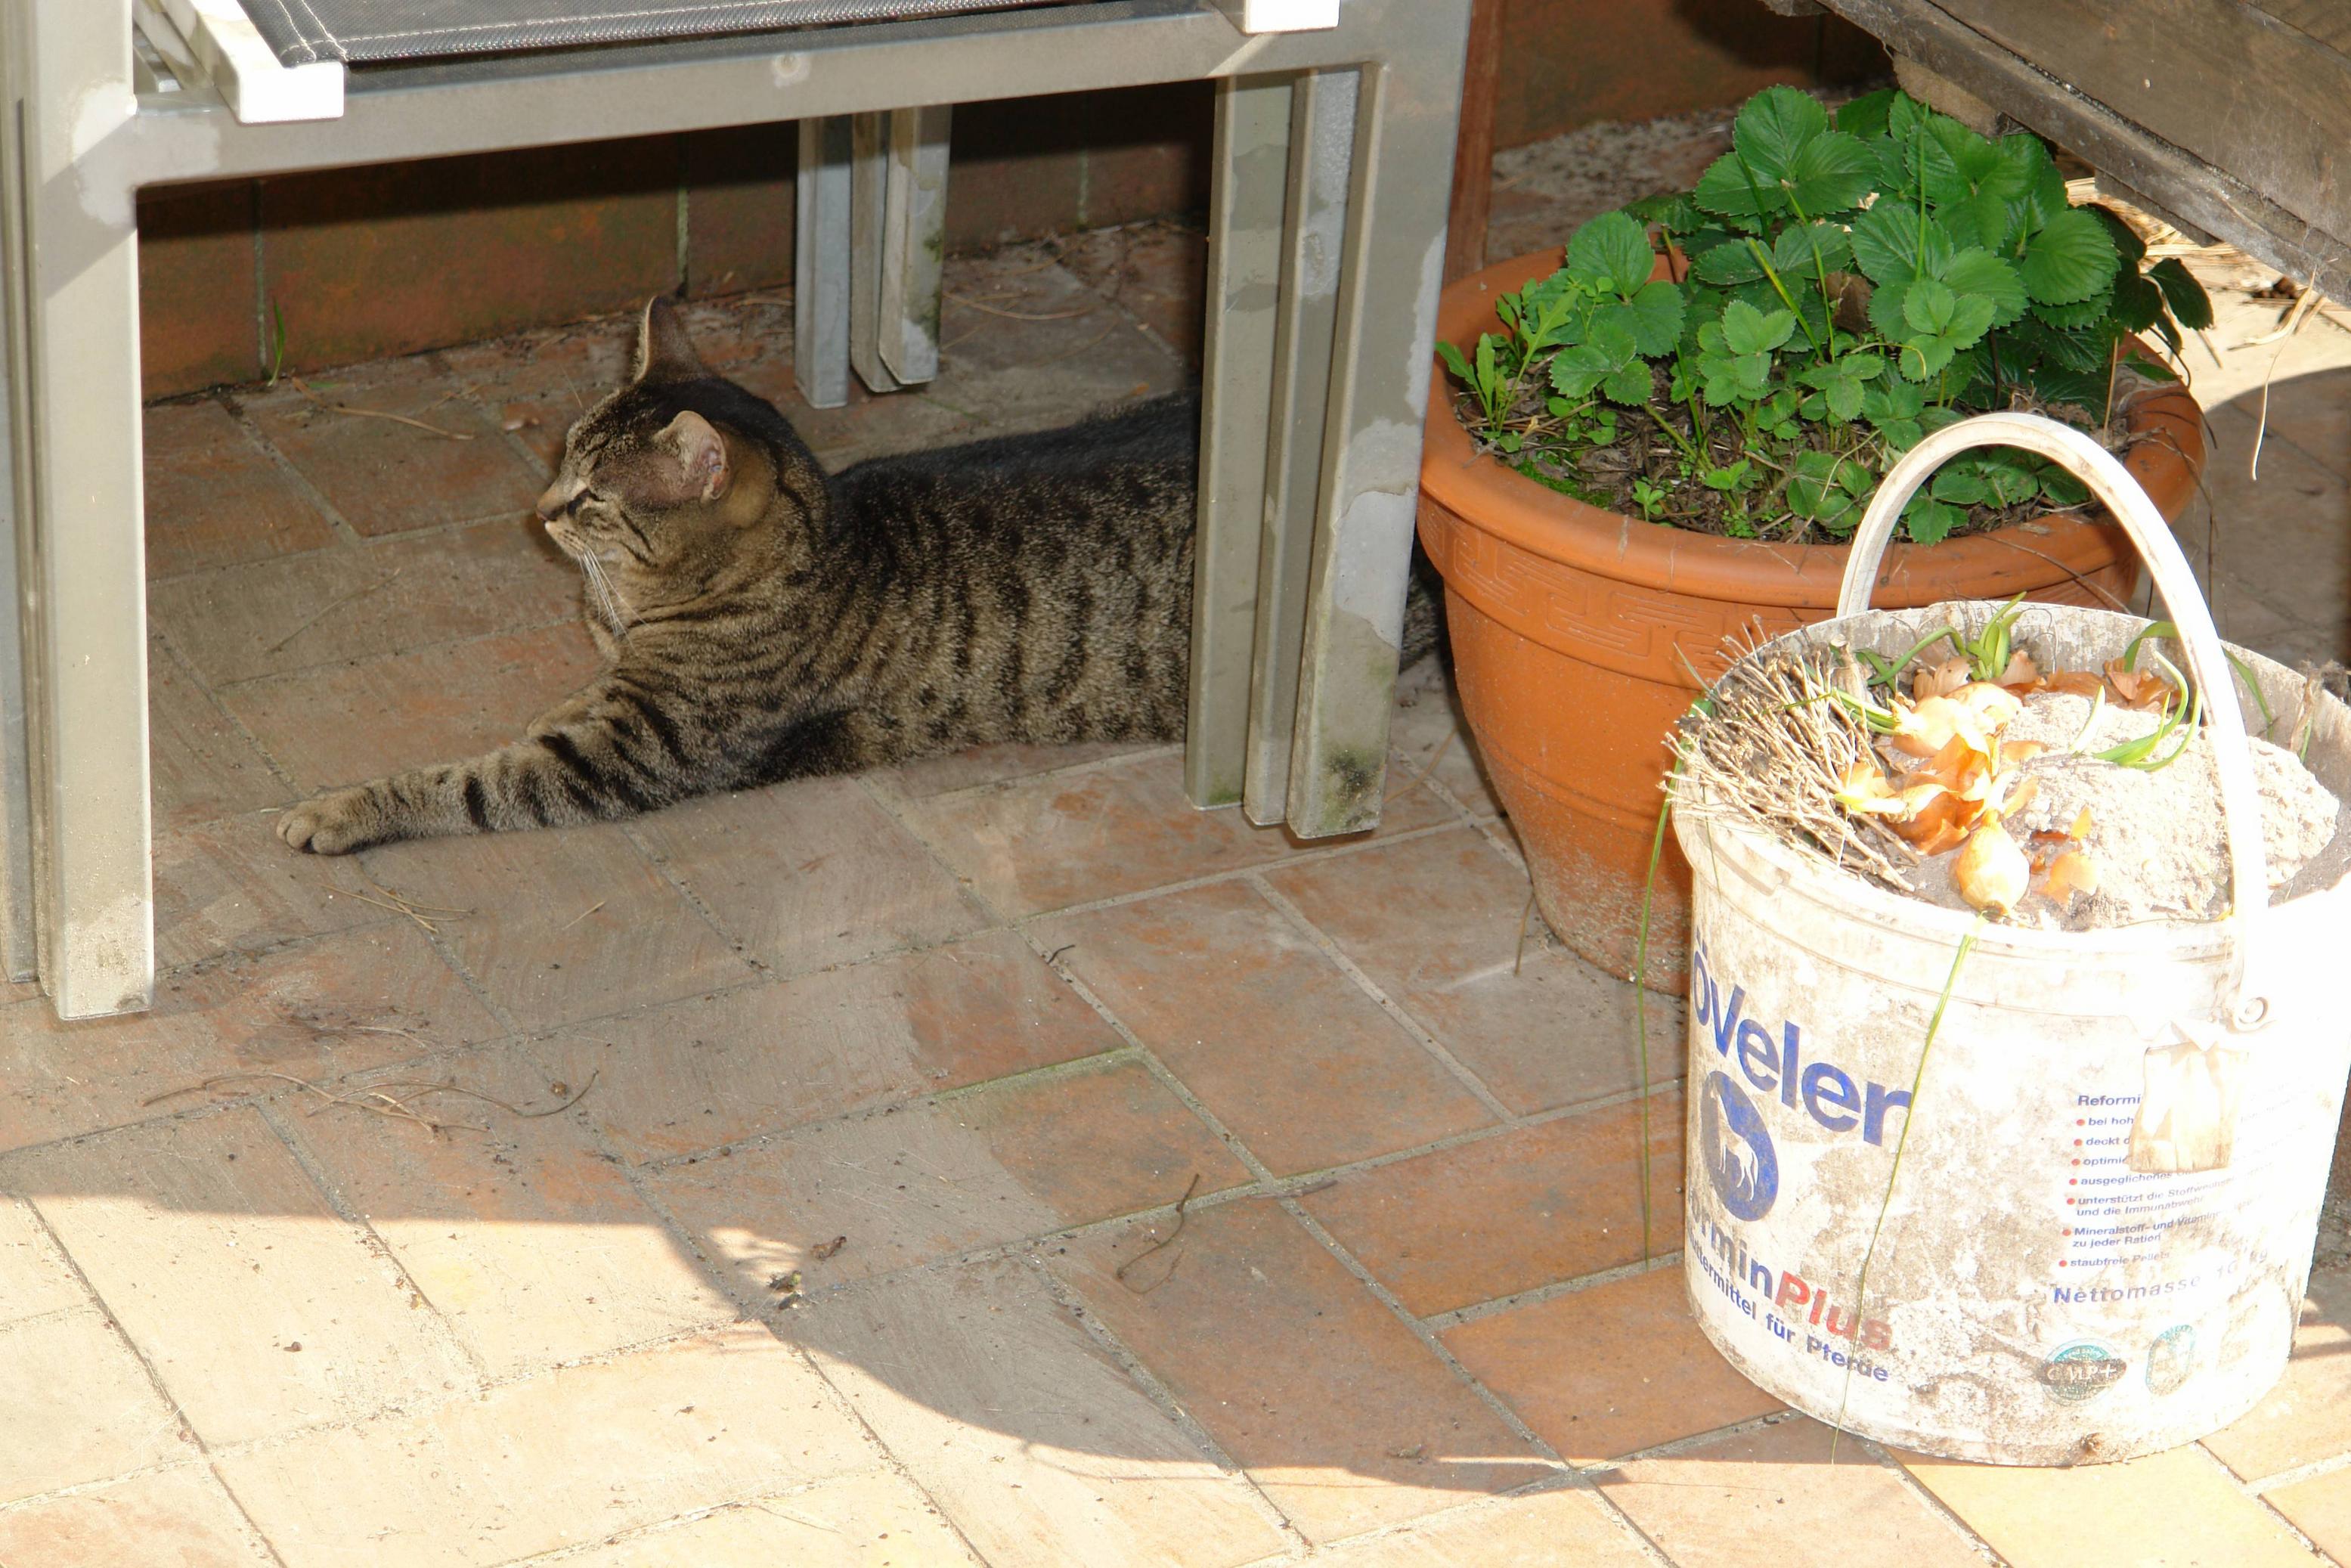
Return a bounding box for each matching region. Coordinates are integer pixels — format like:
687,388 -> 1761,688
1834,411 -> 2274,1033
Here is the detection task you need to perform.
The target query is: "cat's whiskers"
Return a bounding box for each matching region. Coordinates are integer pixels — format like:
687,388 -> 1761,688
579,551 -> 630,631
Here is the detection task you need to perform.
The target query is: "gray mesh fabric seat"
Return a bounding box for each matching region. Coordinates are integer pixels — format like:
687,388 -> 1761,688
246,0 -> 1076,67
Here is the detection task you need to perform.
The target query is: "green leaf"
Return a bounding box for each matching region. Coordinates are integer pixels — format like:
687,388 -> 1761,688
1473,331 -> 1498,395
1568,211 -> 1656,297
1836,88 -> 1897,139
1719,298 -> 1797,355
1783,132 -> 1877,216
1700,457 -> 1753,492
1976,455 -> 2040,506
1943,191 -> 2021,255
1903,495 -> 1965,544
1691,239 -> 1764,286
1620,280 -> 1687,355
1771,221 -> 1854,278
2111,270 -> 2164,333
1942,248 -> 2027,327
1601,360 -> 1656,405
2087,203 -> 2148,264
1625,192 -> 1702,234
1436,340 -> 1473,386
1903,279 -> 1959,336
1851,206 -> 1953,286
1731,86 -> 1829,182
2032,284 -> 2117,331
1786,449 -> 1871,525
2019,206 -> 2119,305
2149,257 -> 2215,330
2037,463 -> 2091,506
1931,468 -> 1990,506
1693,152 -> 1776,224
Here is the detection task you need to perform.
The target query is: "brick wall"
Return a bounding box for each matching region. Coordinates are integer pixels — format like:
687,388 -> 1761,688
135,5 -> 1881,398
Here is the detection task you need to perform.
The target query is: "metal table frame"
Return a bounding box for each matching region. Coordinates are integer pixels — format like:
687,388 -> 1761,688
0,0 -> 1471,1017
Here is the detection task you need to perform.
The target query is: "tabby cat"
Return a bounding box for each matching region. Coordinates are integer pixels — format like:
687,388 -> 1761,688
278,297 -> 1431,855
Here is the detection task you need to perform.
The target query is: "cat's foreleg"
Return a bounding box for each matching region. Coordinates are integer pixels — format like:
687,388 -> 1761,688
277,679 -> 696,854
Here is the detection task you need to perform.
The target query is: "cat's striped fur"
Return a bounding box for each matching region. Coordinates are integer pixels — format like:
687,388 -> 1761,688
279,297 -> 1435,856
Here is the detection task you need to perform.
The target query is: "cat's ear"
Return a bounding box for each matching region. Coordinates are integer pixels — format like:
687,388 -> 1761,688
633,296 -> 704,384
655,411 -> 730,502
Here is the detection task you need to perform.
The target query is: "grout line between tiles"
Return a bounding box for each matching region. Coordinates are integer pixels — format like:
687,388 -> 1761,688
148,623 -> 305,804
1275,1192 -> 1577,1473
249,1098 -> 495,1389
2246,1442 -> 2351,1498
1021,1253 -> 1313,1556
1420,1251 -> 1685,1334
2182,1433 -> 2343,1565
1246,873 -> 1519,1124
214,389 -> 368,550
207,609 -> 588,695
1856,1434 -> 2012,1566
616,817 -> 767,971
585,1114 -> 999,1568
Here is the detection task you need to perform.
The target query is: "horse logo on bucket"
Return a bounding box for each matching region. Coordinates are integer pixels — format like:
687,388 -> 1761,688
1702,1070 -> 1778,1221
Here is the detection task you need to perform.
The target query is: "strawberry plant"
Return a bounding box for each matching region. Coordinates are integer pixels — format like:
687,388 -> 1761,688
1438,86 -> 2212,544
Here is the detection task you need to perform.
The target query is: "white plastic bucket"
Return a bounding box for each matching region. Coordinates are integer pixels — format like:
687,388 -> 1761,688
1672,412 -> 2351,1464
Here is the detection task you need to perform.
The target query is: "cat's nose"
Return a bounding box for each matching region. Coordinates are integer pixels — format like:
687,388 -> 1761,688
534,482 -> 572,522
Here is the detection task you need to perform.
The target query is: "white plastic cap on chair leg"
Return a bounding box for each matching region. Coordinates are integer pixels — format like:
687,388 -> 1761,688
1226,0 -> 1343,33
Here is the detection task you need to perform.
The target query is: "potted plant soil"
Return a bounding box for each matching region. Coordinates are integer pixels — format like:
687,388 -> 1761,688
1415,85 -> 2213,990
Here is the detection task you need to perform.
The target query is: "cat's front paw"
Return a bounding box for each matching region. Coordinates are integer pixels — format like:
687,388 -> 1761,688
278,787 -> 387,856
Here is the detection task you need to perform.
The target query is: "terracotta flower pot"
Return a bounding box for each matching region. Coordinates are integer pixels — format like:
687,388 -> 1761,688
1416,251 -> 2205,993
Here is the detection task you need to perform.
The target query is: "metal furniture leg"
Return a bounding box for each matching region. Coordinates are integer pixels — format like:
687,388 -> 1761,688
0,52 -> 33,985
8,2 -> 157,1015
1284,35 -> 1470,837
850,104 -> 949,394
795,115 -> 853,409
1183,73 -> 1290,812
1242,67 -> 1355,827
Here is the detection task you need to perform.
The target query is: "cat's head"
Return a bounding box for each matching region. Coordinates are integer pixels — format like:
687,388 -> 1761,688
535,298 -> 827,607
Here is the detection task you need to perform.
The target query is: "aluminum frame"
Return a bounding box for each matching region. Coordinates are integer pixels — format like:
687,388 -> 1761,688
3,0 -> 1470,1015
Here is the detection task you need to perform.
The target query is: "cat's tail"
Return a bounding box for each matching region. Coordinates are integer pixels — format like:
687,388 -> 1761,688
1401,546 -> 1448,669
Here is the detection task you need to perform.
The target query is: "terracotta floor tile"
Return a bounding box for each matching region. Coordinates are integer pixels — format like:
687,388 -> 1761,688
551,1471 -> 977,1567
0,925 -> 501,1156
144,399 -> 337,580
1903,1442 -> 2326,1568
1052,1196 -> 1551,1544
654,1055 -> 1245,1296
240,366 -> 547,537
220,621 -> 602,793
1442,1266 -> 1780,1464
1601,1418 -> 1986,1568
894,750 -> 1292,918
285,1045 -> 736,1378
0,1193 -> 84,1325
365,823 -> 756,1033
0,1309 -> 190,1503
1315,1485 -> 1654,1566
0,1464 -> 274,1566
2204,1269 -> 2351,1483
1050,222 -> 1208,367
1265,829 -> 1679,1114
150,635 -> 288,832
154,811 -> 390,968
1388,660 -> 1504,820
152,515 -> 582,686
212,1323 -> 878,1568
790,1257 -> 1287,1567
531,928 -> 1123,1163
897,747 -> 1453,919
2265,1466 -> 2351,1564
878,739 -> 1160,801
14,1108 -> 475,1446
1304,1092 -> 1686,1319
1036,881 -> 1495,1175
630,778 -> 989,977
438,327 -> 631,470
